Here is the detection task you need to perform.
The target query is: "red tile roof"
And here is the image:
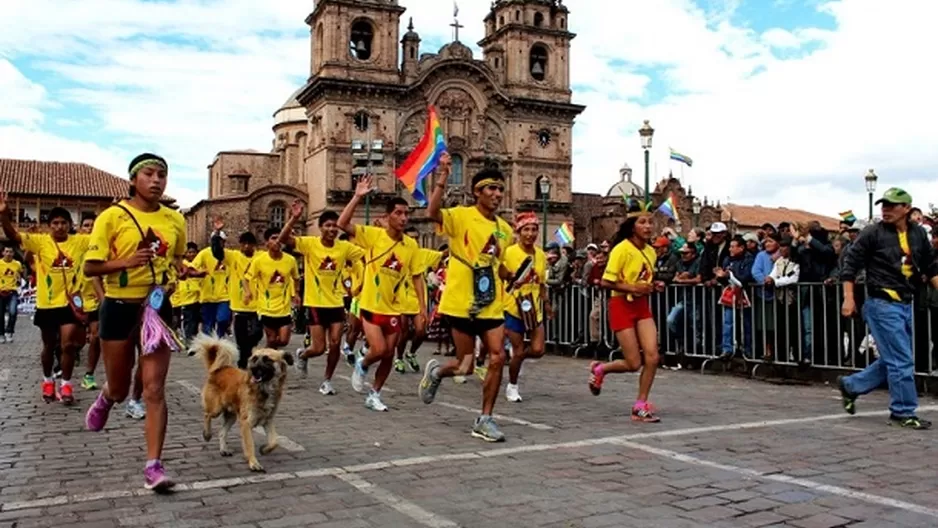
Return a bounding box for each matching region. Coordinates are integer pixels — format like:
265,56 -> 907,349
0,158 -> 174,203
722,203 -> 840,232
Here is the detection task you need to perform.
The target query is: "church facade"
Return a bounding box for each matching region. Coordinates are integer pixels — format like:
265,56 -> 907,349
185,0 -> 585,248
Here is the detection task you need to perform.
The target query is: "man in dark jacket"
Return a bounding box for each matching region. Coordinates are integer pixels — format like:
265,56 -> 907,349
838,187 -> 938,429
793,221 -> 836,365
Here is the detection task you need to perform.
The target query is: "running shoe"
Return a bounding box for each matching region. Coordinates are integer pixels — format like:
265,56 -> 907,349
365,390 -> 388,412
126,399 -> 146,420
295,348 -> 308,377
888,415 -> 932,430
351,356 -> 368,393
4,333 -> 11,343
59,383 -> 75,406
505,383 -> 522,403
471,416 -> 505,442
394,359 -> 406,374
41,380 -> 55,403
419,359 -> 441,404
343,343 -> 356,366
319,380 -> 336,396
0,335 -> 6,343
143,461 -> 176,493
453,375 -> 467,384
631,402 -> 661,423
85,392 -> 114,431
405,352 -> 420,373
588,361 -> 605,396
836,375 -> 856,415
81,374 -> 98,390
474,365 -> 488,381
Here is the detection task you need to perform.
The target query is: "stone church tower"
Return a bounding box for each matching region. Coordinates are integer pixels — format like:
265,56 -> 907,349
185,0 -> 585,248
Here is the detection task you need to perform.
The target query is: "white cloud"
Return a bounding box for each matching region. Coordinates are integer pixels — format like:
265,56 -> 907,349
0,0 -> 937,219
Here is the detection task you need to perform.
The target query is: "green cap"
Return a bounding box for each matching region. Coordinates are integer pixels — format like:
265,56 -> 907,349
875,187 -> 913,205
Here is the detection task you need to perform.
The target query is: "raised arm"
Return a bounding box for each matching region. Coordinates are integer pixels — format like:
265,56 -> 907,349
0,189 -> 21,244
209,217 -> 226,262
426,152 -> 452,225
337,175 -> 374,236
278,200 -> 305,247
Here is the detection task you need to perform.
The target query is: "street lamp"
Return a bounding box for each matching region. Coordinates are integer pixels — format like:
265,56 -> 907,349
864,168 -> 878,221
539,177 -> 551,247
639,119 -> 654,205
692,198 -> 702,228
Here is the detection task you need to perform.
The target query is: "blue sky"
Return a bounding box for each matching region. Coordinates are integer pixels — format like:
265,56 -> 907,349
2,0 -> 938,218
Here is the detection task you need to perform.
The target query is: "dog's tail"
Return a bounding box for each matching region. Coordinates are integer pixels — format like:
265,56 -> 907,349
188,333 -> 238,373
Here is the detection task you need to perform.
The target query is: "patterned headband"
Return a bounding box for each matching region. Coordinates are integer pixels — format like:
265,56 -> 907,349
129,157 -> 168,178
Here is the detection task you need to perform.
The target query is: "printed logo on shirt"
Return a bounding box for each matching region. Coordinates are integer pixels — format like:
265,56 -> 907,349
51,251 -> 73,270
638,263 -> 652,282
270,270 -> 285,284
3,268 -> 14,276
480,235 -> 500,258
136,227 -> 169,257
382,253 -> 402,272
319,256 -> 337,271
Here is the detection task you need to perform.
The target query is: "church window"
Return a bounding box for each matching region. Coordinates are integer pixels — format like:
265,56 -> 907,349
229,175 -> 248,193
530,44 -> 548,81
559,18 -> 565,29
515,10 -> 520,21
268,201 -> 286,230
409,47 -> 415,59
349,20 -> 374,61
354,111 -> 369,132
499,15 -> 504,26
494,57 -> 501,68
448,154 -> 464,186
534,12 -> 544,27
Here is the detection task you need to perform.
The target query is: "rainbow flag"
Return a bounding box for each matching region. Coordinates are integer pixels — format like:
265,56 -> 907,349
839,210 -> 857,224
657,192 -> 679,221
555,222 -> 574,245
394,105 -> 446,206
669,148 -> 693,167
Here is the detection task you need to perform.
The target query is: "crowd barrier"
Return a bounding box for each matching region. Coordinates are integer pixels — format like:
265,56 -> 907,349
542,282 -> 938,379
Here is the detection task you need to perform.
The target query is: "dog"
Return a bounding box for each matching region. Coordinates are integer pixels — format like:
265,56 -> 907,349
190,334 -> 293,472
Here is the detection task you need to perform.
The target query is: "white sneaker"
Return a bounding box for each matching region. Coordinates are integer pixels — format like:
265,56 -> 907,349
295,347 -> 308,377
319,380 -> 336,395
125,399 -> 146,420
0,335 -> 6,343
365,390 -> 388,412
453,375 -> 467,384
8,333 -> 14,343
506,383 -> 522,402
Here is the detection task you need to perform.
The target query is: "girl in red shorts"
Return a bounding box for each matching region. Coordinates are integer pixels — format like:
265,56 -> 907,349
588,203 -> 664,422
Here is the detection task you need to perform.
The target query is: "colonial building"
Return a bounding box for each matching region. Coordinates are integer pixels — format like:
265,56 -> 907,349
0,158 -> 176,237
184,0 -> 585,247
573,163 -> 838,245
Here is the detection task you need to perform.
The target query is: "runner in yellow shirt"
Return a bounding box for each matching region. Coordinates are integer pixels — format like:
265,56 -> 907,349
338,175 -> 426,412
190,230 -> 232,336
342,248 -> 365,363
77,214 -> 106,392
0,200 -> 90,405
419,154 -> 513,442
394,227 -> 442,374
245,228 -> 299,349
278,201 -> 364,395
0,245 -> 23,343
171,242 -> 205,345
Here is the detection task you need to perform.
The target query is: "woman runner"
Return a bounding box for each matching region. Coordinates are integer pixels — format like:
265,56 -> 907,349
587,202 -> 664,422
83,153 -> 187,492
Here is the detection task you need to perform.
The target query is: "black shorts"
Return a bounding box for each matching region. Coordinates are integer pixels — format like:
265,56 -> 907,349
306,307 -> 345,327
99,297 -> 173,341
33,307 -> 80,331
443,315 -> 504,338
343,297 -> 352,311
261,315 -> 293,330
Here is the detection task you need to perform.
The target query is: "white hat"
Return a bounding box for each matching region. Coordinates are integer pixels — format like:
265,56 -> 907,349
709,222 -> 728,234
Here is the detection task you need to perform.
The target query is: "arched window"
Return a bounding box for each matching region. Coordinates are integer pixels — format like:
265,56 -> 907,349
449,154 -> 464,186
349,20 -> 374,61
409,47 -> 415,59
316,23 -> 324,63
515,10 -> 520,21
534,12 -> 544,27
499,15 -> 504,26
530,44 -> 548,81
268,201 -> 286,229
559,18 -> 565,29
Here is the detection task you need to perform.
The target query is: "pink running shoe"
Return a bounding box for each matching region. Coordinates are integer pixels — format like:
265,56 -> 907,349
85,392 -> 114,432
631,402 -> 661,423
144,461 -> 176,493
588,361 -> 605,396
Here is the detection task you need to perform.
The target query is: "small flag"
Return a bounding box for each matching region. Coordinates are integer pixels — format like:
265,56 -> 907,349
555,222 -> 574,245
669,148 -> 693,167
454,1 -> 459,17
839,210 -> 857,224
657,192 -> 680,221
394,105 -> 446,206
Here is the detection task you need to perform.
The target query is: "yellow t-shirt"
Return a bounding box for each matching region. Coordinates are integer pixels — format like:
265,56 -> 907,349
603,239 -> 657,301
220,249 -> 257,312
80,274 -> 101,313
86,203 -> 187,300
191,247 -> 230,303
883,231 -> 915,301
170,259 -> 202,308
437,206 -> 512,319
502,244 -> 548,321
0,259 -> 22,293
20,233 -> 91,309
246,252 -> 299,318
398,248 -> 443,315
353,225 -> 422,316
294,236 -> 365,309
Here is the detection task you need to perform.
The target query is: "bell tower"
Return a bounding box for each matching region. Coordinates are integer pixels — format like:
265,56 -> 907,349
306,0 -> 406,84
478,0 -> 574,102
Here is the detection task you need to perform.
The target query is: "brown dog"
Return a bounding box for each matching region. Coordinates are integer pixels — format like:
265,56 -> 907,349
191,334 -> 293,472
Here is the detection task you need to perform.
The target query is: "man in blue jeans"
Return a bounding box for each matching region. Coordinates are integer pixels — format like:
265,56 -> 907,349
838,187 -> 938,429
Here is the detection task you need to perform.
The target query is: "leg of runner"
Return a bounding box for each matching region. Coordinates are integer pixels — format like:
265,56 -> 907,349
82,319 -> 101,390
274,322 -> 291,349
405,314 -> 426,372
353,316 -> 396,411
57,322 -> 85,405
296,308 -> 327,378
4,292 -> 17,342
320,321 -> 344,395
343,311 -> 361,365
506,323 -> 545,403
368,323 -> 400,412
126,360 -> 146,420
140,345 -> 172,489
394,316 -> 412,373
588,324 -> 660,422
39,325 -> 58,402
216,302 -> 232,337
632,318 -> 661,421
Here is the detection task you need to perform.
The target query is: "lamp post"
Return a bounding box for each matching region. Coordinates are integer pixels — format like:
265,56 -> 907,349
692,198 -> 702,228
639,120 -> 654,205
864,168 -> 878,221
539,178 -> 551,247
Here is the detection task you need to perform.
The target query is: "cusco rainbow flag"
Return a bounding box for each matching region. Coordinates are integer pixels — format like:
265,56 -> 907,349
394,105 -> 447,206
657,192 -> 679,221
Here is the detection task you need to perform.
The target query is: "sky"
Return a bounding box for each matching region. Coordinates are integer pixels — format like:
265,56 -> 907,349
2,0 -> 937,219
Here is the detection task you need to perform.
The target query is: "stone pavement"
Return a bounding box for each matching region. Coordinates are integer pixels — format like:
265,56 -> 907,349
2,322 -> 938,527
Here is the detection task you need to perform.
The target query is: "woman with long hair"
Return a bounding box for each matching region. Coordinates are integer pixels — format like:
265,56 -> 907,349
83,153 -> 187,492
587,203 -> 664,422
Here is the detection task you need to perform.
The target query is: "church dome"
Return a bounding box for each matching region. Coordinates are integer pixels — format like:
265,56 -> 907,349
605,162 -> 642,198
273,86 -> 306,126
